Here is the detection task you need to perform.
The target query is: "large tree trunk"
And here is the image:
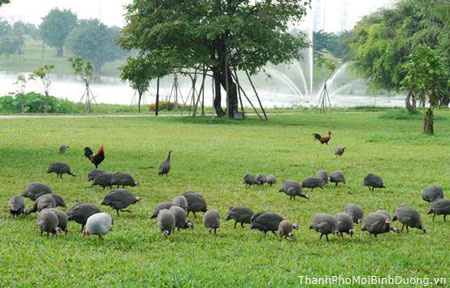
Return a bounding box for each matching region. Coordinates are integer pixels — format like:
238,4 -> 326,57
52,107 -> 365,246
57,46 -> 63,57
221,68 -> 238,118
138,91 -> 142,113
213,69 -> 225,117
155,77 -> 160,116
405,88 -> 416,113
423,106 -> 434,135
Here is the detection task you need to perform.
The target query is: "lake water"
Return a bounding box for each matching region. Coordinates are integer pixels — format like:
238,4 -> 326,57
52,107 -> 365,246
0,71 -> 405,108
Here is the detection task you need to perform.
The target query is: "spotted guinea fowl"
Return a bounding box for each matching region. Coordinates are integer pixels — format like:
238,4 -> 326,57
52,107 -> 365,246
226,206 -> 254,228
203,209 -> 221,234
21,182 -> 52,200
182,191 -> 207,219
87,169 -> 106,182
335,212 -> 354,237
422,186 -> 444,203
393,206 -> 427,233
59,144 -> 69,154
172,195 -> 188,212
158,150 -> 172,176
46,208 -> 69,235
169,206 -> 193,232
266,175 -> 277,187
250,212 -> 284,234
157,209 -> 175,238
329,170 -> 346,186
47,162 -> 76,178
428,198 -> 450,222
50,194 -> 67,208
301,177 -> 324,192
279,180 -> 309,201
243,174 -> 257,187
91,173 -> 113,190
256,174 -> 267,186
150,202 -> 175,219
309,213 -> 340,241
335,147 -> 345,157
25,194 -> 56,215
362,212 -> 392,238
344,204 -> 364,224
316,170 -> 328,185
37,209 -> 60,238
363,173 -> 385,192
8,196 -> 25,217
68,203 -> 102,232
100,189 -> 141,217
278,220 -> 298,239
111,172 -> 139,188
82,212 -> 113,240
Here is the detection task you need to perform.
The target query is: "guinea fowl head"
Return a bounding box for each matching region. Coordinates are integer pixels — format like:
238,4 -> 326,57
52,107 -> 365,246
134,196 -> 141,204
292,223 -> 299,230
187,221 -> 194,229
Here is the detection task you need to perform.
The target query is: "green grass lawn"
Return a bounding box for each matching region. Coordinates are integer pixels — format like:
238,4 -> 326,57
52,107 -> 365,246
0,111 -> 449,287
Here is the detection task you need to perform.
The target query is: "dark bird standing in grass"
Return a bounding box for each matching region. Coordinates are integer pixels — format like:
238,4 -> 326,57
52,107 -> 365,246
316,170 -> 328,185
8,196 -> 25,217
158,150 -> 172,176
329,170 -> 346,186
46,208 -> 69,235
256,174 -> 267,185
362,212 -> 392,238
226,206 -> 254,228
22,182 -> 52,200
100,189 -> 141,217
393,206 -> 427,233
37,209 -> 60,238
169,206 -> 193,232
301,177 -> 324,192
85,145 -> 105,168
335,147 -> 345,157
278,220 -> 298,239
309,213 -> 341,241
266,175 -> 277,187
363,173 -> 385,192
25,194 -> 56,215
182,191 -> 207,219
87,169 -> 105,182
91,173 -> 113,190
51,194 -> 67,208
112,172 -> 139,188
279,180 -> 309,201
68,203 -> 102,232
157,209 -> 175,239
250,212 -> 284,235
344,204 -> 364,224
422,186 -> 444,203
335,212 -> 354,237
59,145 -> 69,154
243,174 -> 257,187
313,130 -> 332,144
172,195 -> 188,212
428,198 -> 450,222
47,162 -> 76,178
203,209 -> 221,234
150,202 -> 175,219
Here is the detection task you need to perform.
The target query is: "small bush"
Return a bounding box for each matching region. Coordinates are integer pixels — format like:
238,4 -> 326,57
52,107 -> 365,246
149,101 -> 192,111
0,92 -> 81,113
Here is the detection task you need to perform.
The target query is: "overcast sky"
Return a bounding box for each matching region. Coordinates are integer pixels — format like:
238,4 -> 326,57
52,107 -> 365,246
1,0 -> 392,32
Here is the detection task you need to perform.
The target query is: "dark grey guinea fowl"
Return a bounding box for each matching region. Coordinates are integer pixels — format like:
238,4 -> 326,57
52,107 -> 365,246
344,204 -> 364,224
158,150 -> 172,176
250,212 -> 283,234
157,209 -> 175,238
92,173 -> 113,190
203,209 -> 221,234
37,209 -> 60,238
150,202 -> 175,219
266,175 -> 277,187
22,182 -> 52,200
182,191 -> 207,219
393,206 -> 427,233
46,208 -> 69,234
243,174 -> 257,187
68,203 -> 102,232
422,186 -> 444,203
278,220 -> 298,239
8,196 -> 25,217
362,212 -> 392,237
169,206 -> 193,231
50,194 -> 67,208
26,194 -> 56,215
100,189 -> 141,217
279,180 -> 309,201
316,170 -> 328,185
59,145 -> 69,154
172,195 -> 188,212
301,177 -> 324,192
428,198 -> 450,222
335,147 -> 345,157
47,162 -> 76,178
309,213 -> 340,241
256,174 -> 267,185
363,173 -> 385,192
335,212 -> 354,237
226,206 -> 254,228
329,170 -> 346,186
111,172 -> 139,188
87,169 -> 106,182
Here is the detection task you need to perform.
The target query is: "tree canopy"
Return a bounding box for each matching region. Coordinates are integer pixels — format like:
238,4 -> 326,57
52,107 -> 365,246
119,0 -> 311,118
0,0 -> 9,6
0,19 -> 25,57
39,9 -> 78,57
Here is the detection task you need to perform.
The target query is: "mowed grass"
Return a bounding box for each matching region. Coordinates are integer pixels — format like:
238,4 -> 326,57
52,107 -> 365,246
0,111 -> 449,287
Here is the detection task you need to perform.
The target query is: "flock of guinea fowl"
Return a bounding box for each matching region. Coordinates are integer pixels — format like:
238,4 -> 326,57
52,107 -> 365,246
6,130 -> 450,241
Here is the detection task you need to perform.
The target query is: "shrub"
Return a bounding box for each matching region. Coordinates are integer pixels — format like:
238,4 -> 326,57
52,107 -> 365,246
0,92 -> 81,113
148,101 -> 192,111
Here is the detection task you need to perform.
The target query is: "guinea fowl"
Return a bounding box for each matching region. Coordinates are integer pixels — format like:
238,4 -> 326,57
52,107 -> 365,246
335,147 -> 345,157
87,169 -> 106,182
313,130 -> 332,145
172,195 -> 188,212
157,209 -> 175,238
250,212 -> 284,234
226,206 -> 254,228
266,175 -> 277,187
59,145 -> 69,154
68,203 -> 102,232
51,194 -> 67,208
344,204 -> 364,224
428,198 -> 450,222
158,150 -> 172,176
279,180 -> 309,201
111,172 -> 139,188
25,194 -> 56,215
309,213 -> 340,241
301,177 -> 324,192
362,212 -> 394,237
169,206 -> 193,231
393,206 -> 427,233
91,173 -> 113,190
85,145 -> 105,168
37,209 -> 60,238
46,208 -> 69,235
335,212 -> 354,237
150,202 -> 175,219
8,196 -> 25,217
47,162 -> 76,178
256,174 -> 267,185
243,174 -> 257,187
278,220 -> 298,239
422,186 -> 444,202
203,209 -> 221,234
182,191 -> 207,219
101,189 -> 141,217
83,212 -> 113,240
363,173 -> 385,192
316,170 -> 328,185
329,170 -> 346,186
21,182 -> 52,200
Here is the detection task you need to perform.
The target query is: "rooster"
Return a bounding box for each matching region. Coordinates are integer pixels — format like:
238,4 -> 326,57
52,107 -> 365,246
84,145 -> 105,168
313,130 -> 332,145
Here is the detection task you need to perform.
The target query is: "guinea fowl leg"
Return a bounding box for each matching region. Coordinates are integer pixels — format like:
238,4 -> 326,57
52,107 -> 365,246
272,231 -> 277,235
234,221 -> 237,229
406,226 -> 409,233
444,215 -> 447,221
41,231 -> 43,237
241,222 -> 244,228
325,234 -> 329,242
193,212 -> 197,219
116,209 -> 120,217
320,234 -> 324,240
432,214 -> 436,222
401,224 -> 405,233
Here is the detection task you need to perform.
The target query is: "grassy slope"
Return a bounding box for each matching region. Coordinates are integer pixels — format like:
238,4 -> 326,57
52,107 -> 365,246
0,111 -> 449,287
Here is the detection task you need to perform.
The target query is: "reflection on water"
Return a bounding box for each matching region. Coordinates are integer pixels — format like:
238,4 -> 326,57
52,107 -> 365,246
0,71 -> 405,108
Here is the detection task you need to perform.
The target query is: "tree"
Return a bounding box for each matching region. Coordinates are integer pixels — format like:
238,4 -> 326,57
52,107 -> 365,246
0,0 -> 10,6
39,9 -> 77,57
14,74 -> 27,113
0,19 -> 25,57
68,56 -> 95,112
402,45 -> 449,134
29,65 -> 54,114
119,0 -> 310,118
65,20 -> 126,74
120,56 -> 151,113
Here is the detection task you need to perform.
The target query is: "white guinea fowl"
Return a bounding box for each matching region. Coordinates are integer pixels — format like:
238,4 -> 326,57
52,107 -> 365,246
83,212 -> 113,240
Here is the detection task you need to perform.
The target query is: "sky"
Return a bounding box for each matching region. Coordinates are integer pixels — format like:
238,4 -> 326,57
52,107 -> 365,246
0,0 -> 392,32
